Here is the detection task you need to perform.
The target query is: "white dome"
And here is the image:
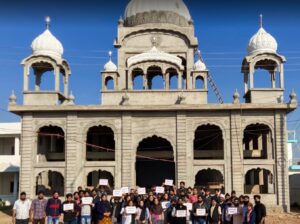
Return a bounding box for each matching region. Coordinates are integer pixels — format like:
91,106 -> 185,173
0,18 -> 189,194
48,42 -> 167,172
247,27 -> 278,55
193,59 -> 207,71
127,46 -> 183,69
124,0 -> 192,26
31,29 -> 64,59
104,60 -> 118,72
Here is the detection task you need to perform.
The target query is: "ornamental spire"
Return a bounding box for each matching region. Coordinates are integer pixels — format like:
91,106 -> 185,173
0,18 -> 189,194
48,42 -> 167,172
259,14 -> 263,28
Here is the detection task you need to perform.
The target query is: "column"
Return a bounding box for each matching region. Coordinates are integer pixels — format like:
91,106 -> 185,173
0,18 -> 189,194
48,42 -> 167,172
244,73 -> 248,93
14,137 -> 20,156
143,74 -> 148,90
23,67 -> 29,91
55,67 -> 60,92
121,113 -> 133,186
280,64 -> 284,89
178,73 -> 182,90
64,74 -> 69,96
249,72 -> 254,89
165,73 -> 170,90
35,71 -> 41,91
176,112 -> 187,185
271,72 -> 276,88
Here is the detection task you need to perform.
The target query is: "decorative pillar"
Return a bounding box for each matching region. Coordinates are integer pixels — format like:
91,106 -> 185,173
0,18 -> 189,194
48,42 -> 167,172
280,64 -> 284,89
35,71 -> 42,91
23,67 -> 29,91
244,73 -> 248,93
165,73 -> 170,90
271,71 -> 276,88
178,73 -> 182,90
14,137 -> 20,156
249,72 -> 254,89
54,67 -> 60,92
64,74 -> 69,96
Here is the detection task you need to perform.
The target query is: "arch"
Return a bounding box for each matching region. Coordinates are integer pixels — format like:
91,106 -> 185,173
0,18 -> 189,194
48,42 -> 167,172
147,66 -> 164,90
105,76 -> 114,90
244,168 -> 274,194
86,125 -> 115,161
136,135 -> 175,188
37,125 -> 65,162
194,124 -> 224,159
195,76 -> 204,89
132,68 -> 144,90
36,170 -> 64,196
243,124 -> 273,159
195,169 -> 224,192
87,170 -> 114,190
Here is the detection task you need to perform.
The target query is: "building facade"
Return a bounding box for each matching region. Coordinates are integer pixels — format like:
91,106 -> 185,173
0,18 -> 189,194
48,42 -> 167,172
9,0 -> 297,211
0,123 -> 21,204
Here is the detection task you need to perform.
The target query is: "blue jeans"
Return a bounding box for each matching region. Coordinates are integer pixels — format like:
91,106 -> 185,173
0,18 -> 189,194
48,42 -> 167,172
64,220 -> 77,224
81,216 -> 91,224
194,219 -> 206,224
47,217 -> 59,224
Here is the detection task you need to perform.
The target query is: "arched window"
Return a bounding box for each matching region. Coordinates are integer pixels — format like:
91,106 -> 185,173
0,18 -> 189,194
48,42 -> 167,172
105,77 -> 114,90
243,124 -> 272,159
245,168 -> 274,194
37,126 -> 65,162
29,62 -> 55,91
253,59 -> 279,88
87,170 -> 114,190
132,68 -> 144,90
36,170 -> 64,196
194,125 -> 224,159
195,169 -> 224,192
147,66 -> 164,90
195,76 -> 204,89
86,125 -> 115,161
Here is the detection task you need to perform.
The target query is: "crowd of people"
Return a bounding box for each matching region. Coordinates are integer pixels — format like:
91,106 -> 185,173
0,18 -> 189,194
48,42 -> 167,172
12,181 -> 266,224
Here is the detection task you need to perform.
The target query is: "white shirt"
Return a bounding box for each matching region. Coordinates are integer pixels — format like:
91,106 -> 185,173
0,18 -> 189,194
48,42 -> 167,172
13,199 -> 32,220
121,207 -> 134,224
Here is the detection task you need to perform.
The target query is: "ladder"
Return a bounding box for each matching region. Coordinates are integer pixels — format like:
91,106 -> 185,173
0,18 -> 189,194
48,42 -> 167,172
196,49 -> 224,104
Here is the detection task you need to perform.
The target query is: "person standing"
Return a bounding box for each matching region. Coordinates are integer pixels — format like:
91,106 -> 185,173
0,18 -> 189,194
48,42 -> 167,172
46,191 -> 62,224
150,198 -> 164,224
243,203 -> 256,224
12,192 -> 32,224
232,198 -> 243,224
192,195 -> 207,224
30,191 -> 47,224
253,195 -> 266,224
120,200 -> 136,224
81,191 -> 93,224
208,199 -> 221,224
91,189 -> 101,224
61,193 -> 79,224
136,200 -> 151,224
96,194 -> 112,224
174,198 -> 187,224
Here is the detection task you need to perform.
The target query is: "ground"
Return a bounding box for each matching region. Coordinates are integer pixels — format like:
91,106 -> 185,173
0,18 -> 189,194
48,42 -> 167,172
1,207 -> 300,224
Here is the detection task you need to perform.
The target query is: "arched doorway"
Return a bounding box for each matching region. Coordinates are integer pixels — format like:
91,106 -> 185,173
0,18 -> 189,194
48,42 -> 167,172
195,169 -> 224,192
136,136 -> 175,188
36,170 -> 64,196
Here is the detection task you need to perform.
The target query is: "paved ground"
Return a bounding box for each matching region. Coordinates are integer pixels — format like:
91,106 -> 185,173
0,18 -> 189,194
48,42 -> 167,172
1,208 -> 299,224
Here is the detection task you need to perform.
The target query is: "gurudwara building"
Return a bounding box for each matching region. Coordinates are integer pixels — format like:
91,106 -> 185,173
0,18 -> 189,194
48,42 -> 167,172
8,0 -> 297,211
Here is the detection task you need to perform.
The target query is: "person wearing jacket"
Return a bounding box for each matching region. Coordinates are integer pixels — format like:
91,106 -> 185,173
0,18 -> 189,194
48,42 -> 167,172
61,193 -> 79,224
174,198 -> 187,224
192,195 -> 207,224
46,191 -> 62,224
208,199 -> 221,224
243,203 -> 256,224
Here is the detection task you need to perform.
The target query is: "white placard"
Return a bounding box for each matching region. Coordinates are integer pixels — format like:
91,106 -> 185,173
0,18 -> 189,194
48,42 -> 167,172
63,203 -> 74,211
228,207 -> 238,215
121,187 -> 130,194
165,179 -> 173,186
137,187 -> 146,195
196,208 -> 206,216
176,210 -> 187,217
99,179 -> 108,186
81,197 -> 93,205
113,190 -> 122,197
161,201 -> 170,209
125,206 -> 137,214
184,203 -> 193,211
156,186 -> 165,194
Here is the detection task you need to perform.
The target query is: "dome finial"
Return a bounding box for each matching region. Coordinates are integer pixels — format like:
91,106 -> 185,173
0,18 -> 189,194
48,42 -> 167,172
45,16 -> 51,30
108,51 -> 113,61
259,14 -> 263,28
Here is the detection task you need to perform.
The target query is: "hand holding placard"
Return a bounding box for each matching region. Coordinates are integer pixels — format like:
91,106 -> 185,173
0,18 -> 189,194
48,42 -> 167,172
99,179 -> 108,186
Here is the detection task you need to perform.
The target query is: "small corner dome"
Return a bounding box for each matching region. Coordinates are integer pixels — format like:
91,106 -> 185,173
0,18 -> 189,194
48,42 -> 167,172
193,59 -> 207,71
31,29 -> 64,59
104,60 -> 118,72
247,27 -> 278,55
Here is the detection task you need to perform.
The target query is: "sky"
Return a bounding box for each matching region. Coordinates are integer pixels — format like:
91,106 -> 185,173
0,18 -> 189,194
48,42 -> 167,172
0,0 -> 300,157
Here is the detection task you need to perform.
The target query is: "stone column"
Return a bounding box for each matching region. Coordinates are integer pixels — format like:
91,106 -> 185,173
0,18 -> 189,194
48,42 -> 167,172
121,113 -> 133,186
64,74 -> 69,96
55,67 -> 60,92
244,73 -> 248,93
178,73 -> 182,90
23,67 -> 29,91
176,112 -> 187,185
280,64 -> 284,89
65,112 -> 79,193
35,71 -> 42,91
14,137 -> 20,156
271,72 -> 276,88
165,73 -> 170,90
249,72 -> 254,89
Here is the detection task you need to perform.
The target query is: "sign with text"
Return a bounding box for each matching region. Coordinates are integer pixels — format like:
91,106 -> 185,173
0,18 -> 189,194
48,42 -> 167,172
81,197 -> 93,205
121,187 -> 130,194
184,203 -> 193,211
99,179 -> 108,186
196,208 -> 206,216
137,187 -> 146,195
63,203 -> 74,211
155,186 -> 165,194
176,210 -> 187,217
228,207 -> 238,215
125,206 -> 137,214
164,179 -> 173,186
113,190 -> 122,197
161,201 -> 170,209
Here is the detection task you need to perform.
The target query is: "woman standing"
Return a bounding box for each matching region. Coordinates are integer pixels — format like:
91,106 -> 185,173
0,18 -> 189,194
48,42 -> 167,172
121,200 -> 136,224
150,198 -> 164,224
96,195 -> 112,224
174,198 -> 187,224
136,200 -> 151,224
243,203 -> 256,224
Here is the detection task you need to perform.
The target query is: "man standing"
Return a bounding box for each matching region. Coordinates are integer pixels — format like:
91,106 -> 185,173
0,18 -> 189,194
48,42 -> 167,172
192,195 -> 207,224
61,193 -> 79,224
12,192 -> 32,224
30,191 -> 47,224
209,198 -> 221,224
253,195 -> 266,224
46,191 -> 62,224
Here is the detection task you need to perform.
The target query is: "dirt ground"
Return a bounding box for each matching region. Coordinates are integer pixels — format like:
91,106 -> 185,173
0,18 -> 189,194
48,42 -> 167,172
0,208 -> 299,224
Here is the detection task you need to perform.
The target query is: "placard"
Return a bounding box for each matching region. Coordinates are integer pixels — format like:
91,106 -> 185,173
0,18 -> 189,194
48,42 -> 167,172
81,197 -> 93,205
99,179 -> 108,186
125,206 -> 137,214
161,201 -> 170,209
137,187 -> 146,195
63,203 -> 74,211
196,208 -> 206,216
165,179 -> 173,186
113,190 -> 122,197
155,186 -> 165,194
228,207 -> 238,215
184,203 -> 193,211
121,187 -> 129,194
176,210 -> 187,217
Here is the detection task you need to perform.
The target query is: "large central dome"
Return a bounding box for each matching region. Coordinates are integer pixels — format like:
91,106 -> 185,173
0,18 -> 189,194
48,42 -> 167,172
124,0 -> 192,27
